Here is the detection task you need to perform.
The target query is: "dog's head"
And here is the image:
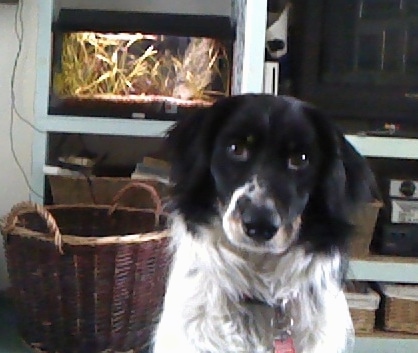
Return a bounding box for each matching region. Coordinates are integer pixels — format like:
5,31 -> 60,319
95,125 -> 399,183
167,95 -> 378,254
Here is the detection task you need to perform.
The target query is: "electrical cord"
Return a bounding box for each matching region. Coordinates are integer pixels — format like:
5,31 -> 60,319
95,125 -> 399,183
10,0 -> 44,198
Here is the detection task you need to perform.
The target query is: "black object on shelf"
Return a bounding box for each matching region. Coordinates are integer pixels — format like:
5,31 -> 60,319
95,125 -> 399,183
379,224 -> 418,257
291,0 -> 418,126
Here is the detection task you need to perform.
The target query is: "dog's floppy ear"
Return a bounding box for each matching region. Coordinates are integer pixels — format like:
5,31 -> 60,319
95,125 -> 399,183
306,106 -> 380,219
165,97 -> 240,224
167,109 -> 211,187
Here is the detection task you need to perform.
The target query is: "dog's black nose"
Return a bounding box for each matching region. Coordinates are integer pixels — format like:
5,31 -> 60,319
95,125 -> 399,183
243,221 -> 278,241
237,196 -> 279,241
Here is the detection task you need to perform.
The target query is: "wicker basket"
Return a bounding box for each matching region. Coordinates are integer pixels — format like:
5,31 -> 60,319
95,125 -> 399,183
382,284 -> 418,334
348,200 -> 383,258
345,283 -> 380,334
1,182 -> 170,353
48,175 -> 169,207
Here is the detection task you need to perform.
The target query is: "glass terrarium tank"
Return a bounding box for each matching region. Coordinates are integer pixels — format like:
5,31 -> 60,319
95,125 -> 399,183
49,10 -> 234,120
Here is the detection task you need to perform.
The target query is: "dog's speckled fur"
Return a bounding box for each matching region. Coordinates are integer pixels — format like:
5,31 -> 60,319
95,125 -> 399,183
153,95 -> 377,353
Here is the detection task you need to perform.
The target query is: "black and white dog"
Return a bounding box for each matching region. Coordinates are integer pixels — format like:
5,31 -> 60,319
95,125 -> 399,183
153,95 -> 377,353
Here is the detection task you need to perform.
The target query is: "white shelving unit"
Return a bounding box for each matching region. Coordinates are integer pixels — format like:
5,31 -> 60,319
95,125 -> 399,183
349,257 -> 418,352
35,115 -> 173,137
32,0 -> 268,204
349,255 -> 418,283
346,135 -> 418,160
345,135 -> 418,352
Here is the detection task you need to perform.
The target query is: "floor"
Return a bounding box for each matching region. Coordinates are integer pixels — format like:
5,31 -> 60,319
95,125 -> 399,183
0,295 -> 32,353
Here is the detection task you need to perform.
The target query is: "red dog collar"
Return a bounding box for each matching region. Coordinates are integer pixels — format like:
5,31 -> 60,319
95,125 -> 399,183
274,337 -> 296,353
272,299 -> 296,353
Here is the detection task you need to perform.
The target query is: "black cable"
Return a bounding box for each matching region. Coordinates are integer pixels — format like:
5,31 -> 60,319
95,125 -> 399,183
10,0 -> 43,198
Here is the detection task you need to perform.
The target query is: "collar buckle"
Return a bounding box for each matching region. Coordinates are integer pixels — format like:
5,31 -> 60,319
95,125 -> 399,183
272,299 -> 293,340
272,299 -> 296,352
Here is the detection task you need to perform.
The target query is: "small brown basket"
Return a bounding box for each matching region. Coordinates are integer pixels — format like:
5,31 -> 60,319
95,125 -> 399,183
1,182 -> 170,353
381,284 -> 418,334
344,283 -> 380,333
345,282 -> 380,334
348,200 -> 383,258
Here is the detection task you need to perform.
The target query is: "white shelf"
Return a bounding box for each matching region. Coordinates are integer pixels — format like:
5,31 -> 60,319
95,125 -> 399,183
350,257 -> 416,351
33,121 -> 418,145
346,134 -> 418,159
37,115 -> 174,137
355,332 -> 418,353
348,255 -> 418,283
345,137 -> 418,353
346,135 -> 418,352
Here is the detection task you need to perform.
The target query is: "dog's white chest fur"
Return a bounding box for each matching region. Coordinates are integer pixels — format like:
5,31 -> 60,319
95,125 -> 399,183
153,216 -> 354,353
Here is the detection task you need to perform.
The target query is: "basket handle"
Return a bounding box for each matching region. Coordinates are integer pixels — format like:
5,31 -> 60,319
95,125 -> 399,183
109,182 -> 164,225
3,201 -> 64,254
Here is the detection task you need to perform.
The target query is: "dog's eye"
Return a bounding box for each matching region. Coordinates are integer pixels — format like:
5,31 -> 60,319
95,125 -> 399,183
288,153 -> 309,170
227,142 -> 250,161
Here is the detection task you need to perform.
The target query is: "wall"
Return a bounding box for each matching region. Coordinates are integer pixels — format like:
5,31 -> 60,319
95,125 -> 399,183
0,1 -> 37,289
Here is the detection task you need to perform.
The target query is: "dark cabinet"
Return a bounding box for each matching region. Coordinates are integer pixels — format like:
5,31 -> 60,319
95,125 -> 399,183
292,0 -> 418,129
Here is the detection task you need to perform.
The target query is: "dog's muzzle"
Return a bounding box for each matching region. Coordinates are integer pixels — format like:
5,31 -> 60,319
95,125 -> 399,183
237,195 -> 281,242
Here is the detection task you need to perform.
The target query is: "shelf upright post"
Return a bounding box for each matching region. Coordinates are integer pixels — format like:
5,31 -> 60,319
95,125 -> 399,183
31,0 -> 54,203
231,0 -> 268,94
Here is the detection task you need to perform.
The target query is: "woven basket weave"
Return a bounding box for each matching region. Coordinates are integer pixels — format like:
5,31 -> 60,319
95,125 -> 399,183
382,284 -> 418,334
349,308 -> 376,334
1,182 -> 170,353
345,283 -> 380,334
48,175 -> 169,207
